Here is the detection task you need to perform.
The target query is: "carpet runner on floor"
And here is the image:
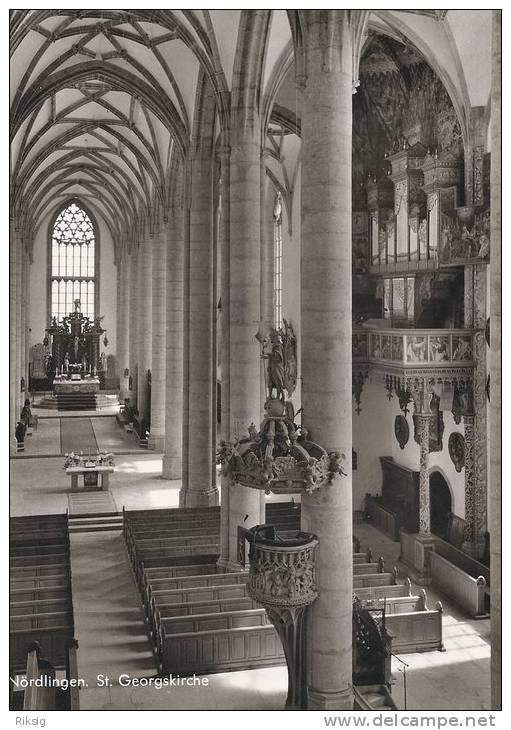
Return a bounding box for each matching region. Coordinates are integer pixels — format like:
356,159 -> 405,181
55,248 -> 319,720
60,417 -> 98,455
68,491 -> 118,515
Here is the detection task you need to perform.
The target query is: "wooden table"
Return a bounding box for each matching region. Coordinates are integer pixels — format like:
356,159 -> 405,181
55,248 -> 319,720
66,466 -> 114,491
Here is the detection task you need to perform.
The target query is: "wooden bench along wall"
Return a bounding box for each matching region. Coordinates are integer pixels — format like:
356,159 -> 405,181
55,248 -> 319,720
433,537 -> 490,585
365,496 -> 400,541
430,551 -> 487,618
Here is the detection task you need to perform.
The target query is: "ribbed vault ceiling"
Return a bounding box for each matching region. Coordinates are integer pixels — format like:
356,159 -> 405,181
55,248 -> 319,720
10,9 -> 239,247
10,9 -> 493,256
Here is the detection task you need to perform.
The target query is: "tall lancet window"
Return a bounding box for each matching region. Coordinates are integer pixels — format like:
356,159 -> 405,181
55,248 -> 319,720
49,202 -> 98,321
273,192 -> 283,330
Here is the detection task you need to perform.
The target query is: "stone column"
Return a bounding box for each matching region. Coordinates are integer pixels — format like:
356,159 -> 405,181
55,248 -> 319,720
24,253 -> 31,400
462,414 -> 476,550
137,232 -> 152,423
162,202 -> 184,480
117,253 -> 130,402
128,246 -> 138,408
10,217 -> 18,453
16,229 -> 23,416
225,125 -> 265,569
416,413 -> 431,534
490,9 -> 501,711
217,142 -> 232,570
148,221 -> 167,451
180,153 -> 218,507
298,11 -> 358,710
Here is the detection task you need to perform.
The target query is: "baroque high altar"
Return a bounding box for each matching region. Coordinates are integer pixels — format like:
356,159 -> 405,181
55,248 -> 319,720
45,299 -> 105,379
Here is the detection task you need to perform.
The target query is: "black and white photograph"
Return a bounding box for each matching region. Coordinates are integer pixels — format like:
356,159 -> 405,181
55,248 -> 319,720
8,6 -> 503,722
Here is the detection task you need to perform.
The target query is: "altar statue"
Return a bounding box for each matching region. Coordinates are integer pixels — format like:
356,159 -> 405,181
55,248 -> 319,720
64,352 -> 70,373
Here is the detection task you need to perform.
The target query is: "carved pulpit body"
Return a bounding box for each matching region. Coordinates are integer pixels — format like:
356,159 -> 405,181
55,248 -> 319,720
244,526 -> 319,710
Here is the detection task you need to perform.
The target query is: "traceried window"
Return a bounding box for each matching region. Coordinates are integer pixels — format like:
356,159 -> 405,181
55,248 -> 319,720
50,202 -> 97,321
273,192 -> 283,330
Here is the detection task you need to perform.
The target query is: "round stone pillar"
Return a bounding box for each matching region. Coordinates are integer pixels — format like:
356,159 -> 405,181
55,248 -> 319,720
217,142 -> 232,570
117,253 -> 130,402
224,129 -> 265,570
298,10 -> 357,711
162,204 -> 184,480
490,8 -> 501,711
128,246 -> 138,409
10,218 -> 18,453
148,222 -> 167,452
180,155 -> 218,507
137,233 -> 152,423
16,230 -> 23,416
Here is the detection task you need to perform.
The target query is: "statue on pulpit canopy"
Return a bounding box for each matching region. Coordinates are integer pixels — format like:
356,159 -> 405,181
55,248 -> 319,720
255,319 -> 297,403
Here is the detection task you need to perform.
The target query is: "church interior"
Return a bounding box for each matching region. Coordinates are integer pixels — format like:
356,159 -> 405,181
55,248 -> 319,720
9,9 -> 502,714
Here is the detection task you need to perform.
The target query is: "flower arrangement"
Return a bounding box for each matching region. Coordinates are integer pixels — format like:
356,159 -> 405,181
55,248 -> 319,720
64,451 -> 115,469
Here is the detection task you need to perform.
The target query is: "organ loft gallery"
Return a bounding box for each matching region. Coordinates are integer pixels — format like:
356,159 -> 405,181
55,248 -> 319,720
9,8 -> 502,716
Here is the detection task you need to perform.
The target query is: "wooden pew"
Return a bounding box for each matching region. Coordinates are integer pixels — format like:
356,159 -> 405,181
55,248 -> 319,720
10,554 -> 70,568
151,583 -> 251,637
353,548 -> 372,564
10,575 -> 70,590
154,596 -> 259,653
11,600 -> 73,617
430,551 -> 488,618
10,640 -> 80,712
353,558 -> 385,576
10,564 -> 70,579
353,569 -> 398,589
161,624 -> 284,676
22,645 -> 57,711
386,602 -> 444,653
132,545 -> 220,588
10,586 -> 70,603
159,608 -> 272,673
354,579 -> 412,603
145,571 -> 249,615
356,588 -> 426,615
10,623 -> 74,673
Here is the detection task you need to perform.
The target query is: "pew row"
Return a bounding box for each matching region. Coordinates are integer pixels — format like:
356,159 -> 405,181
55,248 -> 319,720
161,624 -> 284,676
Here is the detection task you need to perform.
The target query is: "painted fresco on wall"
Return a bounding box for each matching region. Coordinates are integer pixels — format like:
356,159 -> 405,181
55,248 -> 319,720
439,205 -> 490,265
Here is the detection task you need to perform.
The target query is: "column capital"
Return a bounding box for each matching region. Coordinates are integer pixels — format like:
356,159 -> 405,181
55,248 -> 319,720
294,9 -> 368,89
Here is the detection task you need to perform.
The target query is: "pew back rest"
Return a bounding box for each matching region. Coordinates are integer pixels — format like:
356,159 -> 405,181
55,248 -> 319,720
152,582 -> 249,608
353,572 -> 396,588
354,580 -> 411,602
162,608 -> 269,637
